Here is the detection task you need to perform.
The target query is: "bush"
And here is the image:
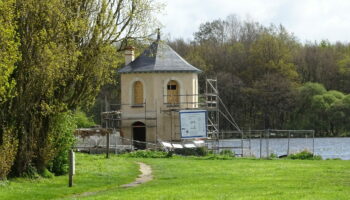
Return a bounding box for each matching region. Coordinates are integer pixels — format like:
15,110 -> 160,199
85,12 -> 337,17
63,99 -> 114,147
220,149 -> 234,157
174,147 -> 208,156
0,128 -> 18,180
201,150 -> 235,160
74,110 -> 95,128
22,164 -> 40,179
269,153 -> 278,159
47,112 -> 76,175
122,150 -> 171,158
288,150 -> 322,160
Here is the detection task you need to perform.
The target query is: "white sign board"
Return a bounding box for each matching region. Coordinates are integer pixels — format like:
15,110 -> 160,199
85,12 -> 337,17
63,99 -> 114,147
179,110 -> 207,138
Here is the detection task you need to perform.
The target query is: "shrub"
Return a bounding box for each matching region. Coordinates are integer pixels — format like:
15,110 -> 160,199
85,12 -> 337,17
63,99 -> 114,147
326,158 -> 342,160
47,112 -> 76,175
22,164 -> 40,179
288,150 -> 322,160
0,128 -> 18,180
74,110 -> 95,128
220,149 -> 234,157
192,150 -> 235,160
269,153 -> 278,159
122,150 -> 171,158
174,147 -> 208,156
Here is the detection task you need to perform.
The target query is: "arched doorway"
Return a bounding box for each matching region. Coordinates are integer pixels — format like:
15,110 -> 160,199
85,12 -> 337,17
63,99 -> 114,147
132,121 -> 146,150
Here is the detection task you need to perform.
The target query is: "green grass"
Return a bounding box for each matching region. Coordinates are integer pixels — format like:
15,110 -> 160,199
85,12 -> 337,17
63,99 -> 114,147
83,157 -> 350,200
0,153 -> 139,200
1,154 -> 350,200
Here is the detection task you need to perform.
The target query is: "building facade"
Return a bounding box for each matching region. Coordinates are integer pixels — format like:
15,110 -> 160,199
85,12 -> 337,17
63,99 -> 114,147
118,38 -> 202,149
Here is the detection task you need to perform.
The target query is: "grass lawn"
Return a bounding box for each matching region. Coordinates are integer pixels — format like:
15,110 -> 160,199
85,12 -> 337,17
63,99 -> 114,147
1,154 -> 350,200
84,157 -> 350,200
0,153 -> 139,200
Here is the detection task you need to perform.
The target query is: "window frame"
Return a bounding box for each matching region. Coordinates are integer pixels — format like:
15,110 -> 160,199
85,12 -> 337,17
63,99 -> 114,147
166,80 -> 180,106
132,80 -> 144,107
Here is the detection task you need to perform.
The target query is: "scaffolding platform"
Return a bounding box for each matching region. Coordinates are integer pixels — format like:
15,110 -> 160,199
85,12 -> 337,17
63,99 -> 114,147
101,78 -> 245,156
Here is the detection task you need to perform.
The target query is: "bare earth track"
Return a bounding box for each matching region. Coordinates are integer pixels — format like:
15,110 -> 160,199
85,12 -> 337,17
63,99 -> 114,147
121,162 -> 153,188
69,162 -> 152,199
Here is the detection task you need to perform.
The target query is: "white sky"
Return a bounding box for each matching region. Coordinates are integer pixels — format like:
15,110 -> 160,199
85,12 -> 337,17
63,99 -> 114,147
156,0 -> 350,43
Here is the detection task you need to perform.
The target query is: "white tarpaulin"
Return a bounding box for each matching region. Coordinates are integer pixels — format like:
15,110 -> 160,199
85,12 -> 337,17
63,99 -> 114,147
179,110 -> 207,138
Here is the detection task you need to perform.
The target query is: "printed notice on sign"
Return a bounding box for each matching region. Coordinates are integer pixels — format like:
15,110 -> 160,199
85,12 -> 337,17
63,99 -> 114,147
179,110 -> 207,138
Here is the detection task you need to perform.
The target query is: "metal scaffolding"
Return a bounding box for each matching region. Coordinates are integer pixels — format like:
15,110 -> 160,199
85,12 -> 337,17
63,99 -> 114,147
101,78 -> 245,156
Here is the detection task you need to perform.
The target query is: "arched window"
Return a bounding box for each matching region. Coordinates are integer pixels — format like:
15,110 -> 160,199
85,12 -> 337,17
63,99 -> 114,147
133,81 -> 143,105
167,80 -> 179,105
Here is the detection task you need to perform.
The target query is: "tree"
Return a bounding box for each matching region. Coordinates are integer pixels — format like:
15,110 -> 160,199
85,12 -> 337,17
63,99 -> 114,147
337,54 -> 350,93
172,15 -> 350,135
0,0 -> 20,180
3,0 -> 160,176
290,83 -> 350,136
0,0 -> 19,105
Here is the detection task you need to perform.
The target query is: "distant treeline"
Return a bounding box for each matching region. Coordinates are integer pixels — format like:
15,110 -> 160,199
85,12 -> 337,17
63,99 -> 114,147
169,15 -> 350,137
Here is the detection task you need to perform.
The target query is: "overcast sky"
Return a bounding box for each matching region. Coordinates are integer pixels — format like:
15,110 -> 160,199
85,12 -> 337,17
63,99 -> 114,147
156,0 -> 350,43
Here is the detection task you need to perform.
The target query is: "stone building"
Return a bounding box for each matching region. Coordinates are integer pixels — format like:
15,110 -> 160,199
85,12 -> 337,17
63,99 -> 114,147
117,36 -> 202,149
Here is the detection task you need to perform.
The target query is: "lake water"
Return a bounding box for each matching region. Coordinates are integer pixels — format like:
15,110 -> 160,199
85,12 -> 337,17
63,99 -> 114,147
215,137 -> 350,160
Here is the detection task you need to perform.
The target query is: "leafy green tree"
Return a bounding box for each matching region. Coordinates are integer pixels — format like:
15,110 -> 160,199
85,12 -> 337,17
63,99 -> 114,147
47,112 -> 76,175
337,55 -> 350,93
173,15 -> 350,135
291,83 -> 350,136
0,0 -> 20,179
310,92 -> 341,135
74,110 -> 95,128
0,0 -> 19,104
289,83 -> 325,132
3,0 -> 160,176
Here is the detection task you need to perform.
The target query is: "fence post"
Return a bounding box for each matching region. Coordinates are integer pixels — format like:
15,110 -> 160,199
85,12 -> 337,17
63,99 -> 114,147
106,130 -> 110,159
105,95 -> 110,158
259,131 -> 262,159
266,129 -> 269,158
68,149 -> 75,187
248,128 -> 251,157
312,130 -> 315,155
287,131 -> 290,155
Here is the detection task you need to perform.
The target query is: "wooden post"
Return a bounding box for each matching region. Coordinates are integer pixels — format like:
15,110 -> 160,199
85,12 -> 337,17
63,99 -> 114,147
68,149 -> 74,187
266,129 -> 269,158
105,95 -> 110,159
259,131 -> 262,159
170,111 -> 173,143
312,130 -> 315,155
106,130 -> 110,158
287,131 -> 290,155
155,100 -> 158,148
248,128 -> 251,157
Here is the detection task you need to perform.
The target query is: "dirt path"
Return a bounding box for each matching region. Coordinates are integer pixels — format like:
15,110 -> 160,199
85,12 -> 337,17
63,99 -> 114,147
121,162 -> 153,188
69,162 -> 153,199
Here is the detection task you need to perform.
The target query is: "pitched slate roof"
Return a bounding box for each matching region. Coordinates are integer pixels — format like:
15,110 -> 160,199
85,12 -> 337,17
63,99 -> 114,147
118,40 -> 202,74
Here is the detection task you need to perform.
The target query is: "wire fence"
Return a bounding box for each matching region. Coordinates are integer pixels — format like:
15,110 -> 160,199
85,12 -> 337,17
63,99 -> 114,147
75,130 -> 160,154
74,129 -> 315,158
206,129 -> 315,158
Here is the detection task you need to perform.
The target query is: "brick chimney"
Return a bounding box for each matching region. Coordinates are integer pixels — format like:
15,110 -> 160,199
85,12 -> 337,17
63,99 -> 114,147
124,46 -> 135,66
